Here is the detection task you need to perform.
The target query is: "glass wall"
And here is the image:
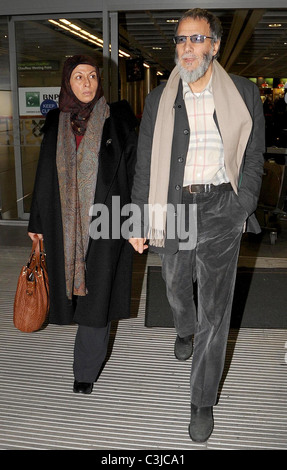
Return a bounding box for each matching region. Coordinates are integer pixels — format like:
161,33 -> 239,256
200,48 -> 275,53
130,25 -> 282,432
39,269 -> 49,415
16,16 -> 104,217
1,14 -> 104,220
0,17 -> 15,219
0,13 -> 155,220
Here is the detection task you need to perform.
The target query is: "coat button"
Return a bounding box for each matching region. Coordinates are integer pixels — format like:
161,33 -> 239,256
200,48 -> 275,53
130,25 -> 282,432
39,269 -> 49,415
183,129 -> 189,135
175,185 -> 181,190
178,156 -> 184,163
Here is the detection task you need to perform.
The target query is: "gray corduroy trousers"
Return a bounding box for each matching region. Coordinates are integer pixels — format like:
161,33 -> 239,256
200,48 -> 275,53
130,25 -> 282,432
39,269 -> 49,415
161,188 -> 247,407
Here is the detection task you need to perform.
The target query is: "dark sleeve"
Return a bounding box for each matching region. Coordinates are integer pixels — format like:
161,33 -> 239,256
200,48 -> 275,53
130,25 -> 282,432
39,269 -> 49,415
28,198 -> 42,234
109,100 -> 139,194
27,139 -> 46,234
124,128 -> 138,195
131,93 -> 154,236
28,108 -> 59,234
237,82 -> 265,215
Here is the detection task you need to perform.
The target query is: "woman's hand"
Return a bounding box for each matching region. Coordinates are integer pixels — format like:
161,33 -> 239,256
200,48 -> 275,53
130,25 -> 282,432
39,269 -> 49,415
28,232 -> 44,242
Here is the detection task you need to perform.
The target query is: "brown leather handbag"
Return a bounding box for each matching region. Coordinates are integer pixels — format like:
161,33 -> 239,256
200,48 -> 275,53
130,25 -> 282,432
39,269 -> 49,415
13,239 -> 49,333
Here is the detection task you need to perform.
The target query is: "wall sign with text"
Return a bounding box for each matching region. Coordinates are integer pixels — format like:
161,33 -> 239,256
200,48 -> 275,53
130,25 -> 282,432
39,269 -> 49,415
19,87 -> 60,116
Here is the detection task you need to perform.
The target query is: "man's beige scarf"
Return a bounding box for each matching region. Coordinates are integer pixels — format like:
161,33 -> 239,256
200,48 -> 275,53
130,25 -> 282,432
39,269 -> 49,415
56,96 -> 110,299
147,59 -> 253,247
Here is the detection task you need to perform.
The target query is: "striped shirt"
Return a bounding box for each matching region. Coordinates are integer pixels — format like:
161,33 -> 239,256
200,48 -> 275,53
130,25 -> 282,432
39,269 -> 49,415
182,79 -> 229,186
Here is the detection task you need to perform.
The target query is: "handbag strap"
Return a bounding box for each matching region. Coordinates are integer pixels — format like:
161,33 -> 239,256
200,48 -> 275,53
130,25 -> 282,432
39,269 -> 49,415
29,239 -> 45,268
39,239 -> 47,268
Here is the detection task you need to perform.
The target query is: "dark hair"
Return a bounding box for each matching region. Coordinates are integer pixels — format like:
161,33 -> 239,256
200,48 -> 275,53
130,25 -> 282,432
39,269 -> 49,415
175,8 -> 223,43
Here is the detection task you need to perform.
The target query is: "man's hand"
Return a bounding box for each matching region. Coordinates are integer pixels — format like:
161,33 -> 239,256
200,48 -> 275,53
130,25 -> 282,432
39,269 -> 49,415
128,238 -> 148,254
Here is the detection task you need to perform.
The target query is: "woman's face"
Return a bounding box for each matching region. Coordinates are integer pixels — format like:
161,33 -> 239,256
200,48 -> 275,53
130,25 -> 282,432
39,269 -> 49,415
69,64 -> 98,103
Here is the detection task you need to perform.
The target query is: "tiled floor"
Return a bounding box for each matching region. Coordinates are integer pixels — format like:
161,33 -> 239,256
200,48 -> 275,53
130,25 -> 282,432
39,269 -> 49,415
0,221 -> 287,450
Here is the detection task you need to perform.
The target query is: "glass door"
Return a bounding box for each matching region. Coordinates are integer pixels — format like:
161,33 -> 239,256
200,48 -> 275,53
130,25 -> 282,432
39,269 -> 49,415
11,14 -> 104,219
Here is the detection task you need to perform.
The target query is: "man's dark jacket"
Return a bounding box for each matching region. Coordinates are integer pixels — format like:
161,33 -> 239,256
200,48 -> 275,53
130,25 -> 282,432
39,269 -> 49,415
131,74 -> 265,254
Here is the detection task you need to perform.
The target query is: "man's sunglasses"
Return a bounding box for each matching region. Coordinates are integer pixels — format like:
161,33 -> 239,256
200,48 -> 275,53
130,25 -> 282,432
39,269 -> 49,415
173,35 -> 214,45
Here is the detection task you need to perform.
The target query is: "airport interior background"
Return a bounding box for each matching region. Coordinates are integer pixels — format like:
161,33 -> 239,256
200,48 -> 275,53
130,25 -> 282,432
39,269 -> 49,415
0,1 -> 287,450
0,5 -> 287,227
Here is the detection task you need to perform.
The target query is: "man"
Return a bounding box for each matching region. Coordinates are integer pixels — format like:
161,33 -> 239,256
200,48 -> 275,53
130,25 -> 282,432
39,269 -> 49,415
129,8 -> 265,442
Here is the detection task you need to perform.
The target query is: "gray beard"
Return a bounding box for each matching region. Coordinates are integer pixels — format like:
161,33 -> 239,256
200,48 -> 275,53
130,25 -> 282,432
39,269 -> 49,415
175,49 -> 213,84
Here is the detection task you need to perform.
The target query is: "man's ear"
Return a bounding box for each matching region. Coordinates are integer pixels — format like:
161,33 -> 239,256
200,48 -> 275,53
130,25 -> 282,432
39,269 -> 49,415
213,40 -> 221,57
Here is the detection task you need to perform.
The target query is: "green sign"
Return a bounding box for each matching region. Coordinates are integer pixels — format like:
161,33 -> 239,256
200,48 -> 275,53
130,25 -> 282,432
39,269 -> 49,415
25,92 -> 40,107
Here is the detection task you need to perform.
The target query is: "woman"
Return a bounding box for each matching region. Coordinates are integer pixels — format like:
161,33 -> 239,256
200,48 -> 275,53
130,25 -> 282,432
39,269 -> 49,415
28,55 -> 138,394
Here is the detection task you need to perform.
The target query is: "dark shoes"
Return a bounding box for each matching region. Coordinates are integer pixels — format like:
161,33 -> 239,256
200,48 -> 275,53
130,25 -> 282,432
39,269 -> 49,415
174,334 -> 193,361
189,403 -> 214,442
73,380 -> 93,394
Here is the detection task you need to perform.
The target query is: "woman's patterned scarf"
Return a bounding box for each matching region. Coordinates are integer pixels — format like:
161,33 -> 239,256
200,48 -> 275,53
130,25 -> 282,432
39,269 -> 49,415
56,96 -> 110,299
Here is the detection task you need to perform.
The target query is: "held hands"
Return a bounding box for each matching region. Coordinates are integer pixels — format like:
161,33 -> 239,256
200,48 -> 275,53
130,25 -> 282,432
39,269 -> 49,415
128,238 -> 148,254
29,232 -> 147,252
28,232 -> 44,242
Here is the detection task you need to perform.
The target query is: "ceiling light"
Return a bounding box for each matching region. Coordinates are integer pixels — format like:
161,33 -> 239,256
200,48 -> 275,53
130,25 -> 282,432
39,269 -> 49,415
69,24 -> 81,31
59,19 -> 71,25
79,29 -> 91,36
48,19 -> 70,31
152,47 -> 162,50
70,30 -> 87,40
119,50 -> 130,58
166,19 -> 178,23
268,23 -> 282,27
89,34 -> 103,43
49,19 -> 103,47
88,38 -> 104,47
49,19 -> 130,58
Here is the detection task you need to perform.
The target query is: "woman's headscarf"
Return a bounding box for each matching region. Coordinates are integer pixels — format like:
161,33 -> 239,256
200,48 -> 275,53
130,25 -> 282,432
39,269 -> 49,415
59,54 -> 104,135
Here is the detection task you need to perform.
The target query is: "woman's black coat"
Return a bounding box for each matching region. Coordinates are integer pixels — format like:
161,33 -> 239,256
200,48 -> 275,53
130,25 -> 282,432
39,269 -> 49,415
28,100 -> 138,327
